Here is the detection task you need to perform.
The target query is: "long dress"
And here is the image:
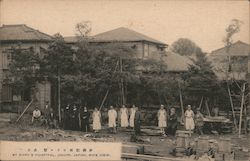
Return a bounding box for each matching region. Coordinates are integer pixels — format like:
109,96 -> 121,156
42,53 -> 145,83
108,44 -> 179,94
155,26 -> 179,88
185,110 -> 195,130
129,108 -> 136,127
158,109 -> 167,128
80,111 -> 90,132
93,111 -> 101,130
134,110 -> 141,135
120,108 -> 129,127
63,108 -> 70,130
166,113 -> 178,135
108,109 -> 117,128
70,109 -> 79,130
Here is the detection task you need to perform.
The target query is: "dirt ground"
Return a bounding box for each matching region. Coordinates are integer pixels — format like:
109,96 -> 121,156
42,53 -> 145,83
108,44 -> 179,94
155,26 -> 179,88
0,113 -> 249,161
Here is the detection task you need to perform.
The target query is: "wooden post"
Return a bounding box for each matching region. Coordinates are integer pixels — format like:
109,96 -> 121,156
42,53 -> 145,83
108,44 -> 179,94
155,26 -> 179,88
98,60 -> 119,110
120,58 -> 125,105
205,98 -> 211,116
178,81 -> 184,123
239,83 -> 246,137
227,86 -> 238,131
16,99 -> 33,123
198,96 -> 204,110
99,90 -> 110,111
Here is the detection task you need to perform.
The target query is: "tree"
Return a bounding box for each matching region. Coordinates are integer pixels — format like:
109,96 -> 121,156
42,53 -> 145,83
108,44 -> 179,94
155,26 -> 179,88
171,38 -> 202,56
68,42 -> 142,107
40,33 -> 76,112
75,21 -> 92,42
8,45 -> 42,101
223,19 -> 243,72
182,52 -> 228,110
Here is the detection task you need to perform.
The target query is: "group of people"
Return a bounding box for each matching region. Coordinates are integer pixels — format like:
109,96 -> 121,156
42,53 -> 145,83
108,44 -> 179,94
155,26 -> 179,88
157,104 -> 205,136
32,103 -> 205,136
62,104 -> 142,135
31,103 -> 58,128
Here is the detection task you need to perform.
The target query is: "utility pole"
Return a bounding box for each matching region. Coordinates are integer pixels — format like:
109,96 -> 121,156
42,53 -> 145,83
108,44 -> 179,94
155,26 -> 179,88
120,57 -> 125,105
58,71 -> 61,123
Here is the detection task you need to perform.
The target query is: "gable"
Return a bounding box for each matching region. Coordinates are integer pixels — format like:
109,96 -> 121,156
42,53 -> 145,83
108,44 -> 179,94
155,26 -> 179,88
0,24 -> 52,42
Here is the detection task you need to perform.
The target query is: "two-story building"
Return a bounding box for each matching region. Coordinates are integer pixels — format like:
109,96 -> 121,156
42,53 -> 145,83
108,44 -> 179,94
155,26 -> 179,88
209,41 -> 250,123
0,24 -> 52,112
65,27 -> 193,72
65,27 -> 167,58
209,41 -> 250,81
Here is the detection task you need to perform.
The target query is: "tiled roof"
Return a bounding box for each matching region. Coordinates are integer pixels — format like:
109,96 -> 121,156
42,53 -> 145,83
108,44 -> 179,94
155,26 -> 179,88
210,41 -> 250,56
64,27 -> 167,46
140,51 -> 194,72
0,24 -> 52,42
163,51 -> 193,72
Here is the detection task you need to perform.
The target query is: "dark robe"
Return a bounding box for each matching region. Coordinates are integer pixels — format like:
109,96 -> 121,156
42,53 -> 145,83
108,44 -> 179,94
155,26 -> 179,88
63,108 -> 71,130
48,111 -> 57,128
70,109 -> 79,130
134,110 -> 141,135
80,111 -> 90,132
166,113 -> 178,135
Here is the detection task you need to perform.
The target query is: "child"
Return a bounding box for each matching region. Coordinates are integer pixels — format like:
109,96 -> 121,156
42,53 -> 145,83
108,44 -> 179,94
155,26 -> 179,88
195,109 -> 204,135
185,105 -> 195,136
157,105 -> 167,136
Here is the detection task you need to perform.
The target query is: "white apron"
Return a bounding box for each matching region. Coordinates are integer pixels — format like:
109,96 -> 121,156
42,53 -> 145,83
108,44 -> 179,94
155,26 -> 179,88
108,109 -> 117,127
93,111 -> 101,130
120,108 -> 129,127
129,108 -> 136,127
158,109 -> 167,128
185,110 -> 195,130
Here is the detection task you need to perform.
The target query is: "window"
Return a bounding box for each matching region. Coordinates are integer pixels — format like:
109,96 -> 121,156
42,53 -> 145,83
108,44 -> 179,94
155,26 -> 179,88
1,84 -> 12,102
143,43 -> 149,58
1,52 -> 10,69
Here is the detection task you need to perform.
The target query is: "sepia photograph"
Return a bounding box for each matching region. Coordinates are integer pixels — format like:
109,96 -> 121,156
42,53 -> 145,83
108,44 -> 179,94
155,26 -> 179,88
0,0 -> 249,160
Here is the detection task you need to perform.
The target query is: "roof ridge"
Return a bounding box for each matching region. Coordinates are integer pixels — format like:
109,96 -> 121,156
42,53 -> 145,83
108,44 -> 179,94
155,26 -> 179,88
1,24 -> 26,27
0,24 -> 52,41
211,40 -> 250,54
22,25 -> 53,39
93,27 -> 166,45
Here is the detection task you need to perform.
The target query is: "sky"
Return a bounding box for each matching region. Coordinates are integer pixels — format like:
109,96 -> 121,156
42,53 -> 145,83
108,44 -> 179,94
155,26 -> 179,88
0,0 -> 249,52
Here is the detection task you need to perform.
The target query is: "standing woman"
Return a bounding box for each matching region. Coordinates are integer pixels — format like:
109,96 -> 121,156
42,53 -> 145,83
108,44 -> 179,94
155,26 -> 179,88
129,105 -> 137,129
157,105 -> 167,136
166,107 -> 178,135
185,105 -> 195,136
71,105 -> 79,131
120,105 -> 129,128
63,104 -> 70,130
80,107 -> 90,132
134,106 -> 141,135
92,107 -> 101,133
108,106 -> 117,133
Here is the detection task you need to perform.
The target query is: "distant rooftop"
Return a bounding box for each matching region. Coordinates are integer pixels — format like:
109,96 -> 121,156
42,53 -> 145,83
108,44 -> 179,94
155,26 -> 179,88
209,41 -> 250,81
0,24 -> 52,42
64,27 -> 167,46
210,41 -> 250,56
163,51 -> 193,72
136,51 -> 193,72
